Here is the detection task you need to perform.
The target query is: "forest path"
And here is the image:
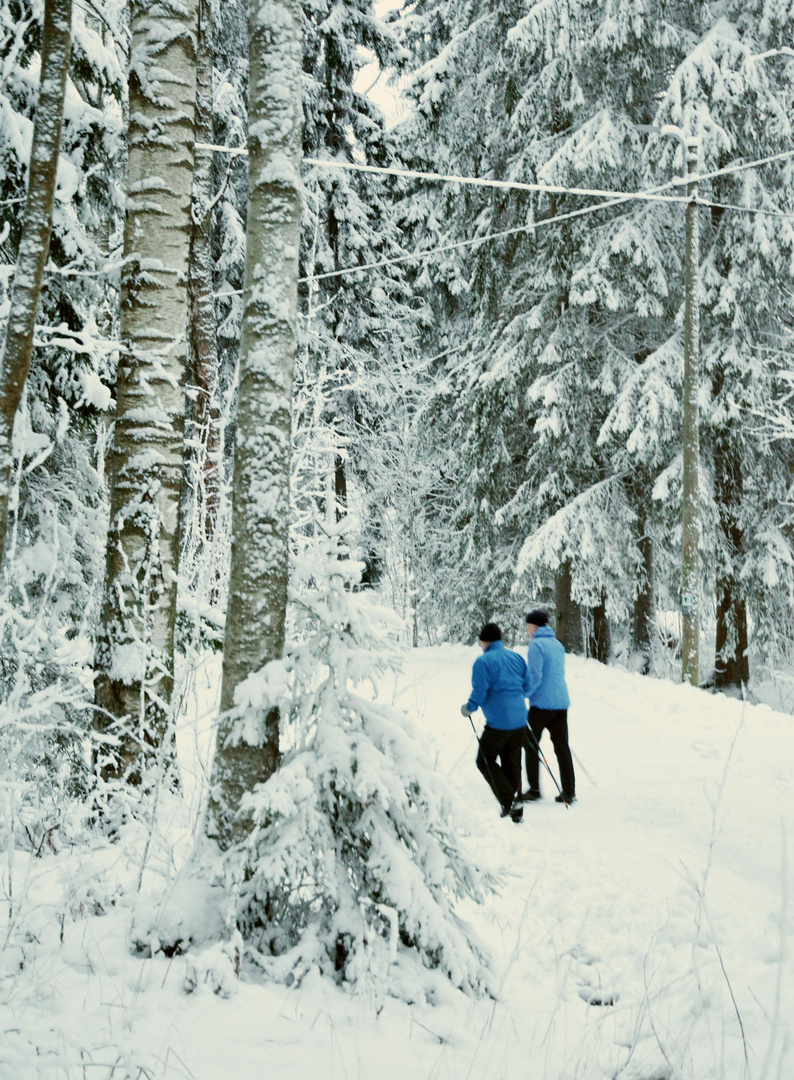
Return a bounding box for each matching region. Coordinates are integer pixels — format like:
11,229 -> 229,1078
2,648 -> 792,1080
384,645 -> 793,1080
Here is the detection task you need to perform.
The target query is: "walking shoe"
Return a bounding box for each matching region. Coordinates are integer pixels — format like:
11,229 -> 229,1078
509,798 -> 524,823
555,793 -> 576,805
520,789 -> 541,802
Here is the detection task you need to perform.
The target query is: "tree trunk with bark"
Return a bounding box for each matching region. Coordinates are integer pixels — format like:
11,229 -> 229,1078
94,0 -> 200,783
555,561 -> 584,654
0,0 -> 72,567
714,438 -> 750,689
185,0 -> 221,552
334,454 -> 347,521
633,506 -> 655,674
589,595 -> 611,664
208,0 -> 302,849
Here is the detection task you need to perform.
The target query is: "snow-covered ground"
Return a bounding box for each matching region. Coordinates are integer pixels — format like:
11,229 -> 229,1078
2,647 -> 792,1079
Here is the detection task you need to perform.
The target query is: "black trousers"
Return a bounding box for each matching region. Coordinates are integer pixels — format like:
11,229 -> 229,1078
524,706 -> 575,798
476,725 -> 523,813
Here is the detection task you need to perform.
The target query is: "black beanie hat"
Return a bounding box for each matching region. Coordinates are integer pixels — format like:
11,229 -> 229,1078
479,622 -> 502,642
525,609 -> 549,627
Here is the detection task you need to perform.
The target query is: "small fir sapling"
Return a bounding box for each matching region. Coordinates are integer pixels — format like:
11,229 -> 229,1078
219,517 -> 495,997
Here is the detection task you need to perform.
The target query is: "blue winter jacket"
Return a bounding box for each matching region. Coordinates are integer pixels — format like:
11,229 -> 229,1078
466,641 -> 530,730
527,625 -> 571,710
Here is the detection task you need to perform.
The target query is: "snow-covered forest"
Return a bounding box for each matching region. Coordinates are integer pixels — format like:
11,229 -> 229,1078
0,0 -> 792,1076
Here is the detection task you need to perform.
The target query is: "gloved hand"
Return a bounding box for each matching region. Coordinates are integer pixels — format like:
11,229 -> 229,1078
460,704 -> 473,718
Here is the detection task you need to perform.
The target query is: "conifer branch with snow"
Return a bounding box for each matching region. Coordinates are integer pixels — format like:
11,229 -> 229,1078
214,520 -> 495,997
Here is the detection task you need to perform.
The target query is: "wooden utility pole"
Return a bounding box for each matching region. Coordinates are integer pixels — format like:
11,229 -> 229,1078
680,135 -> 701,686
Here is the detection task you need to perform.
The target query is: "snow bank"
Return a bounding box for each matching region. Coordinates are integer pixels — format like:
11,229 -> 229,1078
0,648 -> 791,1079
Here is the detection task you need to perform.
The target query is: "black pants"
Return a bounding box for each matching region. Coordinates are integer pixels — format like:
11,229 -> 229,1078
476,725 -> 523,813
524,707 -> 575,798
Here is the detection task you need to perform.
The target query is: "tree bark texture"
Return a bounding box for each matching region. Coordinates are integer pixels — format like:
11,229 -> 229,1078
555,561 -> 584,655
334,454 -> 347,521
589,596 -> 611,664
209,0 -> 302,849
714,438 -> 750,689
633,524 -> 655,674
185,0 -> 221,551
0,0 -> 72,566
94,0 -> 199,782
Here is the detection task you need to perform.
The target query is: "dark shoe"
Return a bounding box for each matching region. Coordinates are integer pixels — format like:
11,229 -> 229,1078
520,789 -> 541,802
509,798 -> 524,823
555,793 -> 576,805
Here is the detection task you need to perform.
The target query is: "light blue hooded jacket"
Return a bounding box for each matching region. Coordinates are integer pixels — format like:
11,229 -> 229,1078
527,625 -> 571,710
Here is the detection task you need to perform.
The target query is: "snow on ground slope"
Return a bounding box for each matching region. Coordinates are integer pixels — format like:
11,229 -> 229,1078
1,647 -> 792,1080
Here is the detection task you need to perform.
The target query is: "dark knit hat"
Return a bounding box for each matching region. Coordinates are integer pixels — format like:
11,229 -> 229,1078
525,609 -> 549,627
479,622 -> 502,642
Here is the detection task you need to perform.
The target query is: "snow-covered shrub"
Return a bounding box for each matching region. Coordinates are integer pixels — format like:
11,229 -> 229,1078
0,391 -> 110,847
0,0 -> 124,833
220,518 -> 495,997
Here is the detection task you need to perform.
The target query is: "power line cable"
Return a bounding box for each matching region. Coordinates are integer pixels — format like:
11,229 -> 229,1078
201,139 -> 794,203
304,153 -> 794,222
214,190 -> 793,298
208,146 -> 794,294
698,196 -> 794,223
303,156 -> 693,207
214,189 -> 649,296
693,147 -> 794,187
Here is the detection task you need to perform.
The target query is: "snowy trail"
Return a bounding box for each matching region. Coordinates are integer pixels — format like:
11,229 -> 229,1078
394,647 -> 793,1079
1,648 -> 792,1080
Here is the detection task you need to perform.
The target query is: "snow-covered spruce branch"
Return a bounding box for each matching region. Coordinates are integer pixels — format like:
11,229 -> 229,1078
200,526 -> 496,997
515,472 -> 632,599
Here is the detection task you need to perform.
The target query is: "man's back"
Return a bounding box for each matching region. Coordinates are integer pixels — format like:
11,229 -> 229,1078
467,641 -> 529,729
527,626 -> 570,710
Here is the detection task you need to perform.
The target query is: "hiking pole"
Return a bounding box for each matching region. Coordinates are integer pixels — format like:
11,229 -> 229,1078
571,748 -> 596,787
524,721 -> 567,806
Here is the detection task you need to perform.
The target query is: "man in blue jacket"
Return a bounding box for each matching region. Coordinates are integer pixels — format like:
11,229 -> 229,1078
522,609 -> 576,804
461,623 -> 528,823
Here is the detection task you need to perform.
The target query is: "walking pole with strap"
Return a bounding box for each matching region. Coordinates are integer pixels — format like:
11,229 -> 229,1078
524,720 -> 568,807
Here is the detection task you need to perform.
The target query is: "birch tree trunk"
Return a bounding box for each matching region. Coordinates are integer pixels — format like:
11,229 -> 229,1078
0,0 -> 72,566
94,0 -> 199,783
209,0 -> 302,849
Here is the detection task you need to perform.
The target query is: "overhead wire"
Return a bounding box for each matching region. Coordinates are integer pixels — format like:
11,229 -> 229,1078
214,188 -> 648,298
201,144 -> 794,296
303,151 -> 794,223
302,155 -> 694,207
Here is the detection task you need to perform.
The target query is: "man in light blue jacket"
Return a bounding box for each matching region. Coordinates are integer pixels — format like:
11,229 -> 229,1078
523,609 -> 576,804
461,623 -> 529,823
